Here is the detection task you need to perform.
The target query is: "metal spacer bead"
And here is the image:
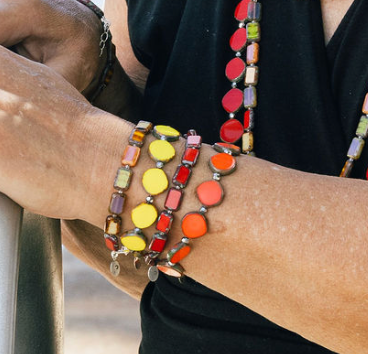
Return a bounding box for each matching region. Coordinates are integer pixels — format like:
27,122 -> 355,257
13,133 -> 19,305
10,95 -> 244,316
199,206 -> 208,214
229,113 -> 236,119
235,51 -> 242,57
156,161 -> 164,169
212,173 -> 221,181
146,196 -> 154,204
181,237 -> 190,244
166,209 -> 173,215
238,22 -> 245,28
348,157 -> 355,163
231,82 -> 237,88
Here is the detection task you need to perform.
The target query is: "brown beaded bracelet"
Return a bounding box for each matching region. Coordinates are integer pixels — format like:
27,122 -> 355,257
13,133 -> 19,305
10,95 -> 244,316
103,121 -> 153,277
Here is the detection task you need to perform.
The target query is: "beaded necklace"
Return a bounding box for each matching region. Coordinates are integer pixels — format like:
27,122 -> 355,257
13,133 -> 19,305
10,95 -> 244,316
221,0 -> 368,178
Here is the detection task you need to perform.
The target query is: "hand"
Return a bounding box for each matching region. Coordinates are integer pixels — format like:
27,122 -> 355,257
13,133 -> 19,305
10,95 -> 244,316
0,45 -> 121,221
0,0 -> 102,91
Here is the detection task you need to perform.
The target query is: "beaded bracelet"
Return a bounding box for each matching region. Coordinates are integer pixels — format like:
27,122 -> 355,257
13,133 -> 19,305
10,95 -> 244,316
157,142 -> 240,278
104,121 -> 153,277
144,130 -> 203,281
119,125 -> 181,269
75,0 -> 117,104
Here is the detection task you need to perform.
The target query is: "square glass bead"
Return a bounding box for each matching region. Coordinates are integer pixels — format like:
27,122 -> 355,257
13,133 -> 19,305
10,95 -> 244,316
340,159 -> 354,178
182,147 -> 200,166
156,211 -> 174,234
109,192 -> 125,215
247,2 -> 261,21
104,215 -> 122,235
121,145 -> 141,166
136,120 -> 153,133
164,187 -> 183,211
104,234 -> 119,251
246,43 -> 259,65
186,135 -> 202,148
347,137 -> 365,160
172,165 -> 191,188
149,233 -> 167,253
129,129 -> 146,147
243,86 -> 257,108
246,22 -> 260,42
242,131 -> 254,152
362,94 -> 368,114
245,66 -> 259,86
114,167 -> 132,190
356,115 -> 368,138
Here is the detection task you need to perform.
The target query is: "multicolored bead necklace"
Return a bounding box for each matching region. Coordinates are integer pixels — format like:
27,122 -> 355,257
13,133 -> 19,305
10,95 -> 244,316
222,0 -> 368,178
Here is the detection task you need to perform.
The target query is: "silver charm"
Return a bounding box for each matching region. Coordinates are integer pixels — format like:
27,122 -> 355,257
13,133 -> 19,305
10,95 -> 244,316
148,265 -> 159,282
110,261 -> 120,277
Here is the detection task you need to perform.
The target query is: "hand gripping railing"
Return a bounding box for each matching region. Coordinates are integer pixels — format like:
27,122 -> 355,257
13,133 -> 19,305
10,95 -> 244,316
0,194 -> 64,354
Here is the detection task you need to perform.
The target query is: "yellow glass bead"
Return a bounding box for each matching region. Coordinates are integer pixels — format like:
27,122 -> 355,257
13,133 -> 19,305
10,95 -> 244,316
142,168 -> 169,195
153,125 -> 181,141
131,202 -> 158,229
114,167 -> 132,190
149,140 -> 176,163
121,231 -> 147,251
242,132 -> 254,153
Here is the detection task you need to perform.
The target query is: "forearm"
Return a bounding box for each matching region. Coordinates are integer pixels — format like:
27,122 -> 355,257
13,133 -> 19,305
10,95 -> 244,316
77,116 -> 368,352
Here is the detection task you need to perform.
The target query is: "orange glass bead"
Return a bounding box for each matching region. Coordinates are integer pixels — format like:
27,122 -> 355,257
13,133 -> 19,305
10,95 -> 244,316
129,129 -> 146,147
362,93 -> 368,114
121,145 -> 141,166
196,180 -> 224,207
181,212 -> 207,239
167,242 -> 191,264
213,142 -> 241,155
157,261 -> 184,278
209,152 -> 237,175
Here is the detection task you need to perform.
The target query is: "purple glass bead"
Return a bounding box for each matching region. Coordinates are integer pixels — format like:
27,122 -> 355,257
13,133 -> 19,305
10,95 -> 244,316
243,86 -> 257,108
247,2 -> 261,21
347,137 -> 365,160
109,192 -> 126,215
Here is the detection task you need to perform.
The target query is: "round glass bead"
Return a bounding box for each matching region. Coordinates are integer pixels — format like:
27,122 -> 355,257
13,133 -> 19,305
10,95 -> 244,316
167,242 -> 191,264
234,0 -> 251,21
222,88 -> 244,113
153,125 -> 181,141
220,119 -> 243,143
142,168 -> 168,195
131,202 -> 158,229
121,230 -> 147,251
149,139 -> 176,163
181,212 -> 207,239
209,153 -> 237,175
196,180 -> 224,207
213,142 -> 241,155
229,27 -> 247,52
157,261 -> 184,278
225,57 -> 246,82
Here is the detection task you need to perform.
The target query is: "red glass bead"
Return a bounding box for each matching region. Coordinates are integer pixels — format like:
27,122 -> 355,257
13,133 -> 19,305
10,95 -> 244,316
196,180 -> 224,207
225,57 -> 246,82
182,147 -> 200,166
229,28 -> 247,52
220,119 -> 244,143
164,187 -> 183,211
104,234 -> 119,251
173,165 -> 191,188
244,109 -> 254,130
156,211 -> 174,234
222,88 -> 243,113
234,0 -> 251,21
149,233 -> 167,253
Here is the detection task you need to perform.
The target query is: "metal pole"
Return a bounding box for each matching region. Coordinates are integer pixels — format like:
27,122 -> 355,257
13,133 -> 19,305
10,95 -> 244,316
0,194 -> 23,354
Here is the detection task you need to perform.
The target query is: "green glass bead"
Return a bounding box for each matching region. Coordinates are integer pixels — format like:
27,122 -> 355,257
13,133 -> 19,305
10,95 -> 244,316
246,22 -> 260,42
356,115 -> 368,138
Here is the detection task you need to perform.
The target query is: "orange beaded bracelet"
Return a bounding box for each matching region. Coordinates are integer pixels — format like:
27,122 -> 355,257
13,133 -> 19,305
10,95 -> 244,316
103,121 -> 153,277
157,142 -> 240,279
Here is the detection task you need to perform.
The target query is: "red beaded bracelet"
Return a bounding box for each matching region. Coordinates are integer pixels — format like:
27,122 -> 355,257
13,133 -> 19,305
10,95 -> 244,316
157,142 -> 240,279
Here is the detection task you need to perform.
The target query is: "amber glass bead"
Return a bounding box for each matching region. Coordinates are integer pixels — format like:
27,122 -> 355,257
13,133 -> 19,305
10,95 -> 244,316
164,188 -> 183,211
121,230 -> 147,251
128,129 -> 146,147
181,212 -> 207,239
209,153 -> 237,175
196,180 -> 224,207
131,203 -> 158,229
362,94 -> 368,114
246,43 -> 259,65
136,120 -> 153,133
347,137 -> 365,160
121,145 -> 141,166
340,159 -> 354,178
142,168 -> 168,195
114,167 -> 132,190
157,261 -> 184,278
167,242 -> 191,264
104,215 -> 122,235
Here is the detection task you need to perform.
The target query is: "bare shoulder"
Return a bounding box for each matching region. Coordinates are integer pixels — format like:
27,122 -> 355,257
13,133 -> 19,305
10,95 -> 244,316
104,0 -> 149,91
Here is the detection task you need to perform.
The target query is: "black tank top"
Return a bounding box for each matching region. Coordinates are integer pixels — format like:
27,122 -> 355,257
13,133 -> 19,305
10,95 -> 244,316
126,0 -> 367,352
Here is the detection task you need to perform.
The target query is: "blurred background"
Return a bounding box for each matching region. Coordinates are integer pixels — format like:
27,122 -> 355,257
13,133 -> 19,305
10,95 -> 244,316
64,1 -> 141,353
